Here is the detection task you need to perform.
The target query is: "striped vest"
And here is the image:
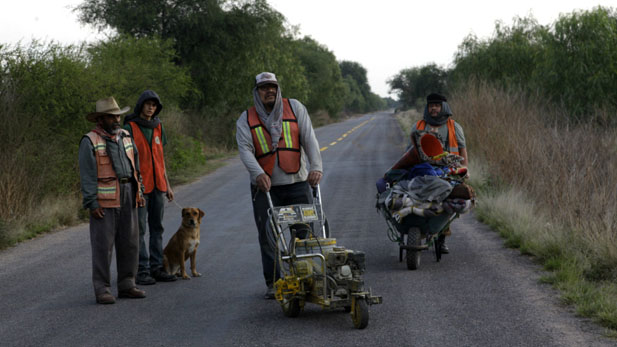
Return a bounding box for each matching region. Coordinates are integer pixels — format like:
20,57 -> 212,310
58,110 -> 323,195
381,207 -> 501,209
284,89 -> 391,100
247,98 -> 301,176
85,130 -> 140,208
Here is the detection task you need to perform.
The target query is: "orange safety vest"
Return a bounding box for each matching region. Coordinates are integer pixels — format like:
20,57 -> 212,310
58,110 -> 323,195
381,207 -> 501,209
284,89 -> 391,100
85,130 -> 140,208
415,119 -> 460,155
247,98 -> 301,176
129,122 -> 168,194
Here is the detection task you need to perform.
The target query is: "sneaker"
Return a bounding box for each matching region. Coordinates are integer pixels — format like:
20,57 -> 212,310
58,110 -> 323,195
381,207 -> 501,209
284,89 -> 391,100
96,293 -> 116,305
438,235 -> 449,254
439,241 -> 450,254
151,269 -> 177,282
264,285 -> 275,300
136,273 -> 156,285
118,287 -> 146,299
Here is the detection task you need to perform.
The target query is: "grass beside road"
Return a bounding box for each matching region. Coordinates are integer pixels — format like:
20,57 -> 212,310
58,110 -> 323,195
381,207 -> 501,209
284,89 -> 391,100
0,106 -> 345,250
395,84 -> 617,335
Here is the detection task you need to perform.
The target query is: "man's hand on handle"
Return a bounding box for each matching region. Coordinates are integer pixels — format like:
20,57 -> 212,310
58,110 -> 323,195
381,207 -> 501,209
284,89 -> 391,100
256,171 -> 322,192
308,171 -> 322,187
256,173 -> 271,192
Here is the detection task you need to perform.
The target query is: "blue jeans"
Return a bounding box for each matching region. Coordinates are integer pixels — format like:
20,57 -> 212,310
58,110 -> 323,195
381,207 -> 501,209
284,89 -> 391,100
138,190 -> 166,275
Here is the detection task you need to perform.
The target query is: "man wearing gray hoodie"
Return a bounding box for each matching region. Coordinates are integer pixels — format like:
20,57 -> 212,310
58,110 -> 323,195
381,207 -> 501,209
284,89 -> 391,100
124,90 -> 177,285
236,72 -> 323,299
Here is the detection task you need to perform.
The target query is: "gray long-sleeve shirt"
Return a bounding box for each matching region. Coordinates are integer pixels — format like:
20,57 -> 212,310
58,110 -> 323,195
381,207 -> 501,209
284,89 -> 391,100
236,99 -> 323,186
79,132 -> 140,210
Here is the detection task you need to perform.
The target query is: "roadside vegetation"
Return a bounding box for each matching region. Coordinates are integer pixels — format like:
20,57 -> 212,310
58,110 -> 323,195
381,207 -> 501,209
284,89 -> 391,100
390,6 -> 617,332
0,0 -> 389,248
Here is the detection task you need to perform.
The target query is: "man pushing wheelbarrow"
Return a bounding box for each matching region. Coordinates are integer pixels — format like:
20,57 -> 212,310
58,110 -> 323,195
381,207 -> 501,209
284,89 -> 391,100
376,93 -> 475,270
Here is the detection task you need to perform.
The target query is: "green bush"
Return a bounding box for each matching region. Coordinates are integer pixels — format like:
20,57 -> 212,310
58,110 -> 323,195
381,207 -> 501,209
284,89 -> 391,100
450,6 -> 617,120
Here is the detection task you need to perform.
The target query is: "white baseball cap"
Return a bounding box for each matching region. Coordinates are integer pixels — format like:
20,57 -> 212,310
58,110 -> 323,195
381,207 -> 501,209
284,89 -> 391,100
255,72 -> 278,87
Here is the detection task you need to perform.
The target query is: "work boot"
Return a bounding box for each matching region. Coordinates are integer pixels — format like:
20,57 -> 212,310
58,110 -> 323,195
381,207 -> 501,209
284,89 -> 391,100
264,285 -> 275,300
136,273 -> 156,285
118,287 -> 146,299
151,269 -> 177,282
96,293 -> 116,305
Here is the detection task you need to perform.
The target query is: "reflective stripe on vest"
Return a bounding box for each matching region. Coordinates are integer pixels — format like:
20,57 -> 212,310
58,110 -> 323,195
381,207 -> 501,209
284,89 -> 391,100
416,118 -> 459,155
85,130 -> 140,208
247,98 -> 301,176
129,122 -> 168,194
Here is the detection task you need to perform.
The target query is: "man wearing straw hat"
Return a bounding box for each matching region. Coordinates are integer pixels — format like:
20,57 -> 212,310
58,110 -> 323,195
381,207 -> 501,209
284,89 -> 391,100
236,72 -> 323,299
78,96 -> 147,304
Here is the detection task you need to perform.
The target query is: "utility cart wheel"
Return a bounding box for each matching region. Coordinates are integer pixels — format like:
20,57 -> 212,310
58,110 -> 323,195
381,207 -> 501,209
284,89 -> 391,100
351,298 -> 369,329
323,218 -> 331,238
406,227 -> 421,270
282,298 -> 301,318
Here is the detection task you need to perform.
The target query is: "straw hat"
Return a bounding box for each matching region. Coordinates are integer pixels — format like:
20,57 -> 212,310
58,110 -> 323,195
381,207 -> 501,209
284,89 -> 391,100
86,97 -> 130,122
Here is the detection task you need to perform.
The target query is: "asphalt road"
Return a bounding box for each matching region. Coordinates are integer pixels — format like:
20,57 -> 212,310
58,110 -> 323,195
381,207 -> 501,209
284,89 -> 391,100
0,111 -> 613,347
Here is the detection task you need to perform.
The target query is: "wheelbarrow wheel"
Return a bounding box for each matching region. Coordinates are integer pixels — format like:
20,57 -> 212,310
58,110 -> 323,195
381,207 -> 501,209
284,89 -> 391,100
282,298 -> 301,318
351,298 -> 369,329
406,227 -> 421,270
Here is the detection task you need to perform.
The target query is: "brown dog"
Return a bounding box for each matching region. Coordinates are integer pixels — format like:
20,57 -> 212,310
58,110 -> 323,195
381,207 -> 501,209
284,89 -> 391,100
163,207 -> 205,280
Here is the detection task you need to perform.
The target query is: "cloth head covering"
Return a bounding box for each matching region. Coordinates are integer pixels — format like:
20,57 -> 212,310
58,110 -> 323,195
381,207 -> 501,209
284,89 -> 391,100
124,90 -> 163,128
252,72 -> 283,149
423,93 -> 453,126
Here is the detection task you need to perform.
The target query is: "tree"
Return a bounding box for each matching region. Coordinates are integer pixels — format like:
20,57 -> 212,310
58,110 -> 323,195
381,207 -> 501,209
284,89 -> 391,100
388,63 -> 448,109
535,6 -> 617,115
340,60 -> 384,113
291,37 -> 345,116
76,0 -> 308,111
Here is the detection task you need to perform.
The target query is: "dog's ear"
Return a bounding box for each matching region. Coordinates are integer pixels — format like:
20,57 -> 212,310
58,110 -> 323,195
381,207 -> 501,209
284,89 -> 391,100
198,208 -> 205,222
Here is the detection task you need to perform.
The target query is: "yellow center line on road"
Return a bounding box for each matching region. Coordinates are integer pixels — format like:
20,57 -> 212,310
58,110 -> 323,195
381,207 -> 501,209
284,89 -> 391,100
320,117 -> 374,152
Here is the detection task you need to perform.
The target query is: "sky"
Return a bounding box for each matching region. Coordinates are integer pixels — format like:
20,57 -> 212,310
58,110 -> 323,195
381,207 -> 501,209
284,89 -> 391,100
1,0 -> 616,97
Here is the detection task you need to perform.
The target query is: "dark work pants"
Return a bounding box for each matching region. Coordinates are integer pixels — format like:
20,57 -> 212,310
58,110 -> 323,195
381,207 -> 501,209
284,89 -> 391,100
138,190 -> 166,275
251,181 -> 313,287
89,182 -> 139,296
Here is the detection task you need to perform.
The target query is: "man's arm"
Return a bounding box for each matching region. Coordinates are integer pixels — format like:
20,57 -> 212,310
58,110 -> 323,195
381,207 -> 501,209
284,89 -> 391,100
78,137 -> 104,218
291,100 -> 323,186
291,99 -> 322,170
236,111 -> 267,182
454,122 -> 468,166
159,124 -> 174,201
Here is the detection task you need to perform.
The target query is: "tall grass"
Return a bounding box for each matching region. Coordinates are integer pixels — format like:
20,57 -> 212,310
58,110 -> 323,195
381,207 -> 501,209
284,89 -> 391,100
451,82 -> 617,265
415,81 -> 617,329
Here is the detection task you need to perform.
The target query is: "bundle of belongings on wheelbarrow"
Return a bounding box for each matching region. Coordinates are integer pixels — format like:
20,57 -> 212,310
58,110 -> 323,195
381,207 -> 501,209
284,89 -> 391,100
376,130 -> 475,223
